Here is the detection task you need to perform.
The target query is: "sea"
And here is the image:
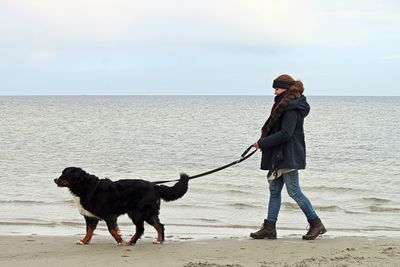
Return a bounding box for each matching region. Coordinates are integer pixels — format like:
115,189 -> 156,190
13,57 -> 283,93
0,95 -> 399,240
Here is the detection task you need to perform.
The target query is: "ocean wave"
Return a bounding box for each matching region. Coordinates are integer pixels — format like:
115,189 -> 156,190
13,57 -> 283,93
169,203 -> 216,209
0,220 -> 244,230
282,202 -> 367,214
361,197 -> 391,204
315,205 -> 368,214
282,202 -> 346,212
226,203 -> 263,209
60,221 -> 85,227
316,205 -> 347,212
163,223 -> 400,232
195,218 -> 222,224
188,186 -> 253,195
223,189 -> 250,195
166,223 -> 252,229
0,220 -> 58,227
0,199 -> 67,205
369,206 -> 400,212
302,185 -> 366,192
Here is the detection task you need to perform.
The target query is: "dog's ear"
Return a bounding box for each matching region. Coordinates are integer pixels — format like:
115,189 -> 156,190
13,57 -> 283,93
63,167 -> 83,174
72,167 -> 85,177
71,167 -> 83,174
63,167 -> 77,174
62,167 -> 86,181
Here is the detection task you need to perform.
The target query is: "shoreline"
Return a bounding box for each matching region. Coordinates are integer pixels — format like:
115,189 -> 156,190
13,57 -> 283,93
2,219 -> 400,240
0,235 -> 399,267
2,224 -> 400,240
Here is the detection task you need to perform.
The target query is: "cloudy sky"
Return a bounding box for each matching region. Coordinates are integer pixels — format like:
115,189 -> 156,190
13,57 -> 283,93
1,0 -> 399,95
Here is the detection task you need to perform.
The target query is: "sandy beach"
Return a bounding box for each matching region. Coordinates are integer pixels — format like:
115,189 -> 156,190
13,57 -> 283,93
0,235 -> 399,267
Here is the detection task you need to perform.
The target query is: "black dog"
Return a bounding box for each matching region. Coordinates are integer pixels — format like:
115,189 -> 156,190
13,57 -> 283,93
54,167 -> 189,245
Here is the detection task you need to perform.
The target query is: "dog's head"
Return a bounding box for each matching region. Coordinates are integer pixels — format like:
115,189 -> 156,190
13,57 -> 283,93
54,167 -> 87,188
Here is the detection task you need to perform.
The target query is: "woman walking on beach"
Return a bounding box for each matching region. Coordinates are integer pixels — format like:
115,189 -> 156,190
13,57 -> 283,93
250,74 -> 326,240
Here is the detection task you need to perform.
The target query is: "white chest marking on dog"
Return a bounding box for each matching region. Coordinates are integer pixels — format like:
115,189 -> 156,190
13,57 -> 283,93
72,196 -> 101,219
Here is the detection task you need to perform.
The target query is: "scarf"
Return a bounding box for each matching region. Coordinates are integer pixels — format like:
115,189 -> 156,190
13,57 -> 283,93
261,89 -> 299,137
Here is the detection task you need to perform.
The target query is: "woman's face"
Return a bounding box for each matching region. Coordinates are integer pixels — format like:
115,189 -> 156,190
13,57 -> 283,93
274,88 -> 286,95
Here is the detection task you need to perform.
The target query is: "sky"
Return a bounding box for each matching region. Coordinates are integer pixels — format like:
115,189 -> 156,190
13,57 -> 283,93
1,0 -> 399,96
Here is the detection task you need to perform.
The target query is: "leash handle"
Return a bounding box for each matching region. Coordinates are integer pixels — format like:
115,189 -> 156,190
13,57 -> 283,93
241,145 -> 255,158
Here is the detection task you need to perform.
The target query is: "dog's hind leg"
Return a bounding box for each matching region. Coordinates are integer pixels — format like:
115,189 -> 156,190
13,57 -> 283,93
104,216 -> 126,245
146,215 -> 165,244
77,217 -> 99,245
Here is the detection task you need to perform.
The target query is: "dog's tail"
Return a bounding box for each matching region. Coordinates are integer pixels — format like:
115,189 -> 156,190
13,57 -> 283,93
156,173 -> 189,201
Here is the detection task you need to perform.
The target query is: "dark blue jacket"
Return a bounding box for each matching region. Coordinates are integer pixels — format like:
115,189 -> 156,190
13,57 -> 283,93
258,96 -> 310,171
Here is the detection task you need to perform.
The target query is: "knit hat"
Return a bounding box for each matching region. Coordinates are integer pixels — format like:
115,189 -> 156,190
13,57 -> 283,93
272,74 -> 295,89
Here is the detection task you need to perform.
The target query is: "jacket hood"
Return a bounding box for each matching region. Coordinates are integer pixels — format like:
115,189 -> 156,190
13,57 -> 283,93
286,95 -> 310,117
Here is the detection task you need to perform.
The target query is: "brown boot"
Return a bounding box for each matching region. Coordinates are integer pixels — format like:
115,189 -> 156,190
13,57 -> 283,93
302,218 -> 327,240
250,220 -> 277,239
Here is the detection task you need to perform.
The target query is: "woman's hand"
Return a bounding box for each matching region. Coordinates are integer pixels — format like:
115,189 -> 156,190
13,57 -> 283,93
253,141 -> 260,149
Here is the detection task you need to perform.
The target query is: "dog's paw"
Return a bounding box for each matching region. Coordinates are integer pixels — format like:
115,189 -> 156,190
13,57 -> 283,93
117,240 -> 130,246
152,239 -> 164,245
76,240 -> 89,245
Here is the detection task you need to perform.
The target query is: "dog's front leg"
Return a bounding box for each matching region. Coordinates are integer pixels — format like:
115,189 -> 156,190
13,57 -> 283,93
77,216 -> 99,245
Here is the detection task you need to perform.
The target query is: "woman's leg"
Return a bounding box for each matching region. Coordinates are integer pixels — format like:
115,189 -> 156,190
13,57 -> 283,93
284,171 -> 327,239
266,176 -> 285,223
283,170 -> 318,220
250,176 -> 283,239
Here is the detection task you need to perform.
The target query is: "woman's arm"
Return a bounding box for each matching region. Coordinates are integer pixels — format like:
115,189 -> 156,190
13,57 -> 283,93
257,110 -> 298,150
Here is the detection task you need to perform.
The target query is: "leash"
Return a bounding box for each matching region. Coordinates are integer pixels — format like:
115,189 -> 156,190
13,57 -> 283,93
153,145 -> 258,184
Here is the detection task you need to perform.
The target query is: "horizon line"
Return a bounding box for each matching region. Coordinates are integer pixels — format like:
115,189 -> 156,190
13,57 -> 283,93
0,94 -> 399,97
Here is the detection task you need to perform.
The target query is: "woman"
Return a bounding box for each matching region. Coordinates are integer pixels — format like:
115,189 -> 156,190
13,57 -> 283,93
250,74 -> 326,240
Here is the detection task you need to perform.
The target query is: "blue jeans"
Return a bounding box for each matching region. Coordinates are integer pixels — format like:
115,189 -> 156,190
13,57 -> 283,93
266,170 -> 318,223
